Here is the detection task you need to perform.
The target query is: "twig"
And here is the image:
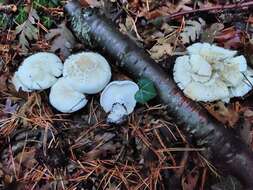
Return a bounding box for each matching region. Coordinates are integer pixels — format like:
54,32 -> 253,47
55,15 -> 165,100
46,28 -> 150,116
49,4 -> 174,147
150,1 -> 253,23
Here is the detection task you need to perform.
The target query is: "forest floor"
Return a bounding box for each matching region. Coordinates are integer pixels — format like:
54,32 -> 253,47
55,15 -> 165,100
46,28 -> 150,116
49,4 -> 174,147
0,0 -> 253,189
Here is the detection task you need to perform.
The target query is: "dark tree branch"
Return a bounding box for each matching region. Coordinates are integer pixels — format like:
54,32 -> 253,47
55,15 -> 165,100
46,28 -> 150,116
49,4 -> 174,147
150,1 -> 253,23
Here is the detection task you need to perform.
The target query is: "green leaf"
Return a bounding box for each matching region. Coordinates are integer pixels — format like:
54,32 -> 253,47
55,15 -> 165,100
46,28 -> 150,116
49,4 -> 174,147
15,8 -> 39,53
33,0 -> 59,9
14,6 -> 28,24
0,13 -> 8,29
42,16 -> 53,28
135,78 -> 157,104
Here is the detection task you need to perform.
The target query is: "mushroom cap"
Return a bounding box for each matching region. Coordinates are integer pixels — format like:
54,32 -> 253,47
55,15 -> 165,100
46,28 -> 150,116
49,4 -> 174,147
14,52 -> 63,91
173,54 -> 212,90
100,80 -> 139,114
12,72 -> 31,92
49,78 -> 88,113
174,43 -> 252,102
187,43 -> 237,62
184,75 -> 229,102
173,56 -> 192,89
63,52 -> 111,94
190,54 -> 212,82
230,69 -> 253,97
220,63 -> 244,87
226,55 -> 247,72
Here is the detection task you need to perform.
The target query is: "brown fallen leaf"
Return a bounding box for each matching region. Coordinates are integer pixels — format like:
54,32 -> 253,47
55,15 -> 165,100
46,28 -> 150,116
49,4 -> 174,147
15,149 -> 37,170
15,8 -> 39,54
149,43 -> 173,61
180,18 -> 206,44
201,23 -> 224,43
182,168 -> 199,190
244,39 -> 253,68
0,72 -> 9,92
214,27 -> 246,49
240,109 -> 253,148
204,101 -> 241,127
3,98 -> 18,114
45,22 -> 77,59
79,0 -> 101,7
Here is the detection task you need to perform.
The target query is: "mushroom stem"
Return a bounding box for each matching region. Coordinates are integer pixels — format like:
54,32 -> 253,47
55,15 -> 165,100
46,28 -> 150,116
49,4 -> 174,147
107,103 -> 128,124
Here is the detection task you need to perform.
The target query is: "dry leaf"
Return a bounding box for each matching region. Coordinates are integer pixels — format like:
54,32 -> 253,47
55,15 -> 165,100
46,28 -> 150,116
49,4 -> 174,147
149,43 -> 173,60
139,0 -> 192,20
240,109 -> 253,147
3,98 -> 18,114
244,39 -> 253,68
180,18 -> 206,44
0,72 -> 8,91
204,101 -> 241,127
214,27 -> 246,49
79,0 -> 101,7
45,22 -> 76,59
15,149 -> 37,169
15,9 -> 39,53
182,168 -> 199,190
149,32 -> 176,60
201,23 -> 224,43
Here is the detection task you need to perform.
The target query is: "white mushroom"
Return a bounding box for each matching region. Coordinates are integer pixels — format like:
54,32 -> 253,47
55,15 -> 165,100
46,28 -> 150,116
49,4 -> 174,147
12,72 -> 31,92
189,54 -> 212,82
12,52 -> 63,92
100,80 -> 139,124
63,52 -> 111,94
49,78 -> 88,113
184,74 -> 229,102
173,56 -> 192,89
187,42 -> 237,62
230,69 -> 253,97
173,43 -> 253,102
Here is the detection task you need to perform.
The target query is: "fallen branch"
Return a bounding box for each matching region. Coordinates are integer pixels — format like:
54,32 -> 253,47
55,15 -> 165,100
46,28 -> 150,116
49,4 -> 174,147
150,1 -> 253,23
65,1 -> 253,189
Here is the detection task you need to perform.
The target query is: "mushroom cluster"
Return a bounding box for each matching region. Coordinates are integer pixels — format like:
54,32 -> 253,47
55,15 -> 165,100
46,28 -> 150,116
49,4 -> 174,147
173,43 -> 253,102
50,52 -> 111,113
12,52 -> 139,123
12,52 -> 112,113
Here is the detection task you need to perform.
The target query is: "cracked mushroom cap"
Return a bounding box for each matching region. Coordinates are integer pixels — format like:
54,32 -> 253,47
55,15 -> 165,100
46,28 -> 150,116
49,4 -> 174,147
219,56 -> 247,87
12,52 -> 63,92
12,72 -> 31,92
173,54 -> 229,102
63,52 -> 111,94
100,80 -> 139,114
187,43 -> 237,61
230,68 -> 253,97
173,54 -> 212,90
49,78 -> 88,113
184,74 -> 229,102
174,43 -> 253,102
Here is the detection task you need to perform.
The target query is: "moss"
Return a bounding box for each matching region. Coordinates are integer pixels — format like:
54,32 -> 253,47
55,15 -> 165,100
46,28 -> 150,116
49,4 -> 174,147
70,11 -> 93,47
14,6 -> 28,25
0,13 -> 8,29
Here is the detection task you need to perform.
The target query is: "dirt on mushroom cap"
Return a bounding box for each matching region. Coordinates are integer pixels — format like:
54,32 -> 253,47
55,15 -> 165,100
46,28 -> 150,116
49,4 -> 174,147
63,52 -> 111,94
